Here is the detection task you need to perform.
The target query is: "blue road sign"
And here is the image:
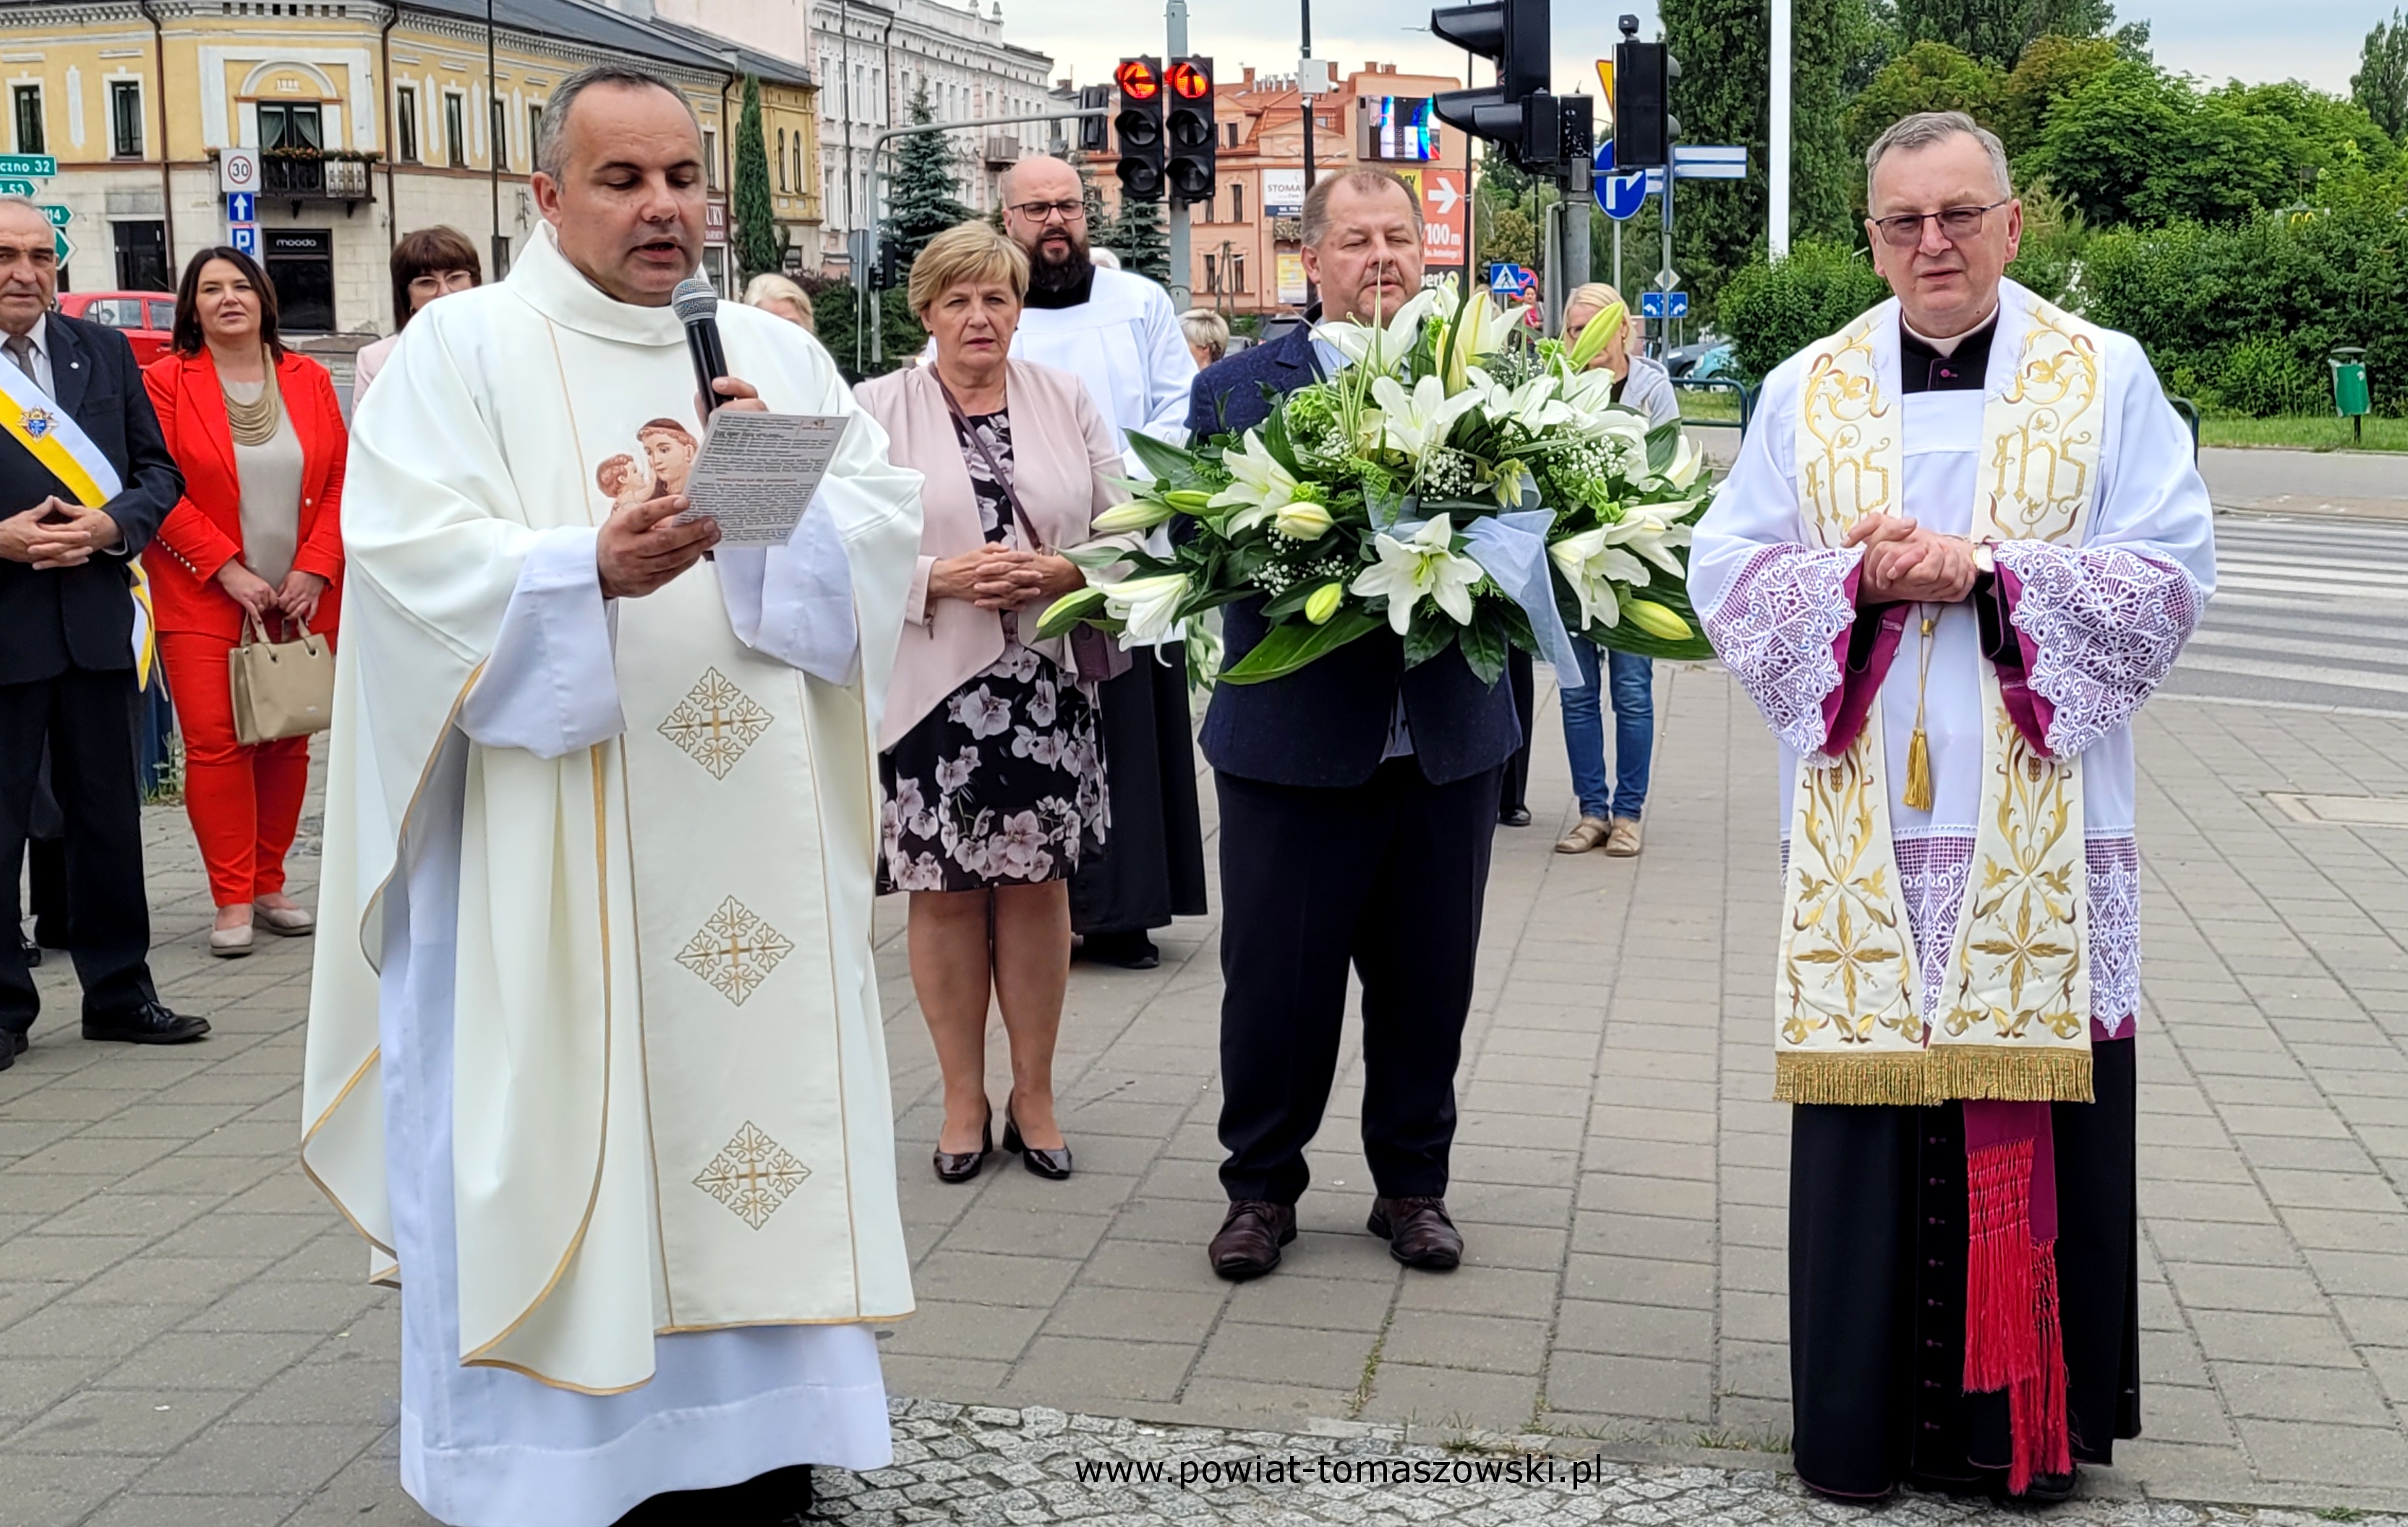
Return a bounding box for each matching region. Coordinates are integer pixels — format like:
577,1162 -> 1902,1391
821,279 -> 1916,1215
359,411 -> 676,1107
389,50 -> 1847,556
1597,168 -> 1649,221
226,192 -> 255,223
230,223 -> 260,258
1487,262 -> 1535,298
1641,291 -> 1691,320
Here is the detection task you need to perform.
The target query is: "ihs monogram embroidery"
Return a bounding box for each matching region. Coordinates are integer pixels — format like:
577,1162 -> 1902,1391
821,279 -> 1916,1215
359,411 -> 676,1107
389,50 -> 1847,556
658,667 -> 773,779
693,1121 -> 811,1229
675,897 -> 795,1006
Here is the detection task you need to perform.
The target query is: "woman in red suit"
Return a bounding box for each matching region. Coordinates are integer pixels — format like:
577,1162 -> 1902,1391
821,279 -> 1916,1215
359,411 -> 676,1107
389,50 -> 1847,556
142,247 -> 345,958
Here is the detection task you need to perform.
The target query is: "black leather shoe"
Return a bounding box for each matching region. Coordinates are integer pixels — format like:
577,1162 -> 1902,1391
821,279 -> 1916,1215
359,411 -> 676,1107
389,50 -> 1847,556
1498,805 -> 1532,827
1080,930 -> 1160,969
7,1030 -> 25,1056
743,1463 -> 815,1525
0,1035 -> 13,1072
1208,1199 -> 1296,1280
1002,1107 -> 1072,1180
933,1102 -> 993,1184
1368,1196 -> 1464,1270
82,1001 -> 210,1045
17,935 -> 37,968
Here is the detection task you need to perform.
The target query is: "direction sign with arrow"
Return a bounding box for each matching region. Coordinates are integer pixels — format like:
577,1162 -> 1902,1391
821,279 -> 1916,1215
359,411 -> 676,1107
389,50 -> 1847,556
1597,167 -> 1649,221
0,179 -> 38,197
38,205 -> 69,228
51,228 -> 72,267
1672,143 -> 1748,180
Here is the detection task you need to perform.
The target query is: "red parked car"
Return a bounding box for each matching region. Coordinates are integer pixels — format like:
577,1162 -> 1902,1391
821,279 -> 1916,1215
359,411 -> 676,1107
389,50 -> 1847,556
57,290 -> 178,367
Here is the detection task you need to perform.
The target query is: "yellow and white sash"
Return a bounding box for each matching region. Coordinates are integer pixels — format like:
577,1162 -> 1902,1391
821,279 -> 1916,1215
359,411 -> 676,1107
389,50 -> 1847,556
0,353 -> 123,507
1775,294 -> 2106,1107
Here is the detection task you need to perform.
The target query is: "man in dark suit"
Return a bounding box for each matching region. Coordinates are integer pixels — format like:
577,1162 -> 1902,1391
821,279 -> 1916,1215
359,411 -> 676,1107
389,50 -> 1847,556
1188,170 -> 1518,1280
0,196 -> 206,1069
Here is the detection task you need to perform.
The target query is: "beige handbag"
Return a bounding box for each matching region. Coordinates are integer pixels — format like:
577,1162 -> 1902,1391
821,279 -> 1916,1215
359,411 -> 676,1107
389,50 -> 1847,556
229,612 -> 335,745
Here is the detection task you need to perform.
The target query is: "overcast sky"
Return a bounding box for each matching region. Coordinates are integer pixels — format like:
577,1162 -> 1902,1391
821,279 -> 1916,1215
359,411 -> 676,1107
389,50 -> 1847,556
1001,1 -> 2370,100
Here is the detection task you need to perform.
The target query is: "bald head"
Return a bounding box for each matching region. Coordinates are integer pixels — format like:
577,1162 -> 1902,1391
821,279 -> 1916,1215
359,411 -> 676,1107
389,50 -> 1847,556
1000,155 -> 1093,295
1002,155 -> 1080,210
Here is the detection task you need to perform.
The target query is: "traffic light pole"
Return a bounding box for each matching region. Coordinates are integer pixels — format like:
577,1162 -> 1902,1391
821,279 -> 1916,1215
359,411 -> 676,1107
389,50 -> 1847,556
1561,145 -> 1591,325
1166,0 -> 1192,307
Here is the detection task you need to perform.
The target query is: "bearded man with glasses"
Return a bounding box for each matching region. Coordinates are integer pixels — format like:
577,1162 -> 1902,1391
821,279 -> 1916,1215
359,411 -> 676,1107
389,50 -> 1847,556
1691,111 -> 2215,1503
987,155 -> 1206,972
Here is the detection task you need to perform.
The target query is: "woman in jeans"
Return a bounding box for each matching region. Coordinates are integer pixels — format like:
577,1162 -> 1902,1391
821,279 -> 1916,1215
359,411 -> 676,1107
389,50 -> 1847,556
1555,283 -> 1680,857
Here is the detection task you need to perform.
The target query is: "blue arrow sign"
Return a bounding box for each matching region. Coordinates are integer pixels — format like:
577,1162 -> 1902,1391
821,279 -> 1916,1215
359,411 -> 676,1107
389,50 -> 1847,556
226,192 -> 255,223
1487,262 -> 1535,298
1597,168 -> 1649,221
1640,291 -> 1691,320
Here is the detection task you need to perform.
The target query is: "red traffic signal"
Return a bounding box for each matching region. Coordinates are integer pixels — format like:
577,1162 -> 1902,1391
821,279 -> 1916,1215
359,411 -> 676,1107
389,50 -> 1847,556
1116,58 -> 1161,101
1169,59 -> 1211,100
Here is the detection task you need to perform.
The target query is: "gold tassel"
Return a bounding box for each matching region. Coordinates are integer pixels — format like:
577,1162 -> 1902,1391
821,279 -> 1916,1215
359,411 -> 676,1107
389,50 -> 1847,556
1927,1045 -> 2095,1105
1904,726 -> 1934,811
1902,611 -> 1937,811
1775,1051 -> 1935,1107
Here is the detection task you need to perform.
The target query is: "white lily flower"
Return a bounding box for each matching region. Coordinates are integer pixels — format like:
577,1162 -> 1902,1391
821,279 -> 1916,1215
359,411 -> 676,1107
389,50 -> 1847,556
1370,373 -> 1482,461
1550,529 -> 1647,630
1440,286 -> 1518,391
1313,286 -> 1438,372
1665,432 -> 1706,488
1089,497 -> 1177,534
1273,500 -> 1334,540
1600,500 -> 1697,580
1206,431 -> 1307,532
1101,574 -> 1189,647
1350,515 -> 1484,635
1489,373 -> 1577,435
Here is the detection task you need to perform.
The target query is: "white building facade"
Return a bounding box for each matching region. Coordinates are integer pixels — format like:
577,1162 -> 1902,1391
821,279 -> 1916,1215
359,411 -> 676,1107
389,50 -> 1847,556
812,0 -> 1053,268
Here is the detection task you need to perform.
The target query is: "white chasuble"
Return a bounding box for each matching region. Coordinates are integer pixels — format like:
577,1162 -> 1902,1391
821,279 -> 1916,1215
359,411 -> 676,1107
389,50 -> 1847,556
303,222 -> 923,1403
1691,280 -> 2216,1109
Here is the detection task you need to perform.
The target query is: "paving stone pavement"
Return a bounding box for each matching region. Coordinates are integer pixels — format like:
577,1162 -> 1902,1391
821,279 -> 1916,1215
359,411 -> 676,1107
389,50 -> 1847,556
2,665 -> 2405,1526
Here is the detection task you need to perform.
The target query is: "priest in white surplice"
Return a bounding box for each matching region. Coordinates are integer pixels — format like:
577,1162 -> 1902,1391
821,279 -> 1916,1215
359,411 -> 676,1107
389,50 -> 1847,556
301,67 -> 922,1527
1691,114 -> 2213,1503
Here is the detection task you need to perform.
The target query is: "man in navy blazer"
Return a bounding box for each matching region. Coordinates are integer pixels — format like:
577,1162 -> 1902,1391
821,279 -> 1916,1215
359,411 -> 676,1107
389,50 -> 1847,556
0,197 -> 206,1066
1188,171 -> 1517,1280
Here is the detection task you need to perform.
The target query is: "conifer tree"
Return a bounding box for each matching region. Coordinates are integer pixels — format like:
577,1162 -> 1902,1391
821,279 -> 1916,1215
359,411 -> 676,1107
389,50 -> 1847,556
733,75 -> 784,283
1106,194 -> 1171,284
881,82 -> 977,263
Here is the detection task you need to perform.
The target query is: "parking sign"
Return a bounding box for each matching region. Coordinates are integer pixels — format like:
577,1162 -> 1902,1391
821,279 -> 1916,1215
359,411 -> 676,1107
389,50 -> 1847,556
230,223 -> 260,257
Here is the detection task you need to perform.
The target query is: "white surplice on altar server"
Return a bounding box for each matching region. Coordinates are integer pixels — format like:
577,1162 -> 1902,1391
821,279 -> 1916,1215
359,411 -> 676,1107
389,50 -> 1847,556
1010,266 -> 1197,454
302,223 -> 923,1527
1691,279 -> 2215,1074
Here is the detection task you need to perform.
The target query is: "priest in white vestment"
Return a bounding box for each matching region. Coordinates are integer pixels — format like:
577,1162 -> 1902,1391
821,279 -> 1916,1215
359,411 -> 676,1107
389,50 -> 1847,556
300,67 -> 921,1527
1690,114 -> 2213,1502
991,155 -> 1207,968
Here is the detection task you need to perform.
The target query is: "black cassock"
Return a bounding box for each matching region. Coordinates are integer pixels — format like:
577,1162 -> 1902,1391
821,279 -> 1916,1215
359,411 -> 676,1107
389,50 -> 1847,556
1788,1036 -> 2142,1497
1069,649 -> 1207,938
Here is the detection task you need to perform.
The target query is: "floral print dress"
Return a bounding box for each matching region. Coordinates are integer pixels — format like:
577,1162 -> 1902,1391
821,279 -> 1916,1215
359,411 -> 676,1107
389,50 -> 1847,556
878,409 -> 1109,893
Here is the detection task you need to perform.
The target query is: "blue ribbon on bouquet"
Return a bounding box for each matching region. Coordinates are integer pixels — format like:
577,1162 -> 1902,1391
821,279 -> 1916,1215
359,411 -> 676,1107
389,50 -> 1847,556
1459,508 -> 1587,692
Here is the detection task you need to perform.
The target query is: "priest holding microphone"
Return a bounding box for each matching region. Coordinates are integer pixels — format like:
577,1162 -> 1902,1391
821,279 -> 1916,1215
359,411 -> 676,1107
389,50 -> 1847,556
303,64 -> 923,1527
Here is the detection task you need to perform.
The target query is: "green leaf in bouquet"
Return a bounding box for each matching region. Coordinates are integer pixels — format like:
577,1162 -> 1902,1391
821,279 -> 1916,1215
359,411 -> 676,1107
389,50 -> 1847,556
1260,407 -> 1307,479
1126,430 -> 1209,487
1458,605 -> 1508,687
1401,612 -> 1459,670
1584,578 -> 1717,663
1645,422 -> 1682,476
1034,585 -> 1113,639
1218,609 -> 1383,685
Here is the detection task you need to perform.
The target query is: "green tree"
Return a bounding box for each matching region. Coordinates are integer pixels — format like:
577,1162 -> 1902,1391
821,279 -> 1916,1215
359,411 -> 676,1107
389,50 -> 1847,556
1844,40 -> 2007,166
1997,33 -> 2119,155
881,81 -> 975,264
731,75 -> 783,283
1103,194 -> 1171,284
2354,9 -> 2408,142
802,275 -> 926,385
1716,239 -> 1892,379
1897,0 -> 2118,68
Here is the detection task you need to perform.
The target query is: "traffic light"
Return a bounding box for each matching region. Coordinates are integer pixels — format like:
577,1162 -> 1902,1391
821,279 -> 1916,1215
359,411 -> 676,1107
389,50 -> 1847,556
873,239 -> 900,291
1430,1 -> 1551,162
1077,85 -> 1111,155
1114,56 -> 1166,202
1613,32 -> 1679,168
1165,56 -> 1217,203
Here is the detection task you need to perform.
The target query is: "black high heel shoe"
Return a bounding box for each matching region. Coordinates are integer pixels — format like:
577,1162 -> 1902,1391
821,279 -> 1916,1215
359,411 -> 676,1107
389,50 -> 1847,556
933,1102 -> 993,1183
1002,1105 -> 1073,1180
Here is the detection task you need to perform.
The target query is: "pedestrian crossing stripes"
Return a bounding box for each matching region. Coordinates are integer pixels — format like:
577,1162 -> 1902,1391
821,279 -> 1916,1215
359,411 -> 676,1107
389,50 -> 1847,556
2166,514 -> 2408,713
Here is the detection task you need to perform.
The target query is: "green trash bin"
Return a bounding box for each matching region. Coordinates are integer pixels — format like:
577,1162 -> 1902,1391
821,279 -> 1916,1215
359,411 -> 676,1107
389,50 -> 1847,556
2329,348 -> 2370,445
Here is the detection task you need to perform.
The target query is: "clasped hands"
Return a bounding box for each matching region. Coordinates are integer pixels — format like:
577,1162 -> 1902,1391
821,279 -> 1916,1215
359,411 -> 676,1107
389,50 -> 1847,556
0,497 -> 121,570
1844,513 -> 1978,606
928,542 -> 1083,612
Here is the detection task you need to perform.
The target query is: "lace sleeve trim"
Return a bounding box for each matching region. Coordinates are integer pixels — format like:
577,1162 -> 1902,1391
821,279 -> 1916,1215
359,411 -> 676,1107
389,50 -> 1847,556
1994,541 -> 2200,757
1702,542 -> 1863,756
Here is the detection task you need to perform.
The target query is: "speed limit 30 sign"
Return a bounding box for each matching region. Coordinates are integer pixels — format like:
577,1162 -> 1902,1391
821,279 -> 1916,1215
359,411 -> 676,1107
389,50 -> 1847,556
218,148 -> 260,194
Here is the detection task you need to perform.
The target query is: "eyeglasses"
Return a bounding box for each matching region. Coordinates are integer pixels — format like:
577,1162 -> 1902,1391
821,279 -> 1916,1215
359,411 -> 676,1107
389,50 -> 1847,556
1869,199 -> 2010,249
1008,200 -> 1086,223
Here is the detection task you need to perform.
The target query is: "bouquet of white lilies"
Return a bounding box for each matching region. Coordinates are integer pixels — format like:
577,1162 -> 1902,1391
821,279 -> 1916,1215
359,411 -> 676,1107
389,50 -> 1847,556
1036,277 -> 1715,688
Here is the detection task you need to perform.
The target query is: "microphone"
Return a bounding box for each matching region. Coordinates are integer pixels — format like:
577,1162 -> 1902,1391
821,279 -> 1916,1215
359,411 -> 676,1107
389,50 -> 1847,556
672,275 -> 728,420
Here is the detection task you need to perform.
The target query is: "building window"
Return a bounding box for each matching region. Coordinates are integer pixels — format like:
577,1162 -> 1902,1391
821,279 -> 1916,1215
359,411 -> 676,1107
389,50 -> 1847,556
396,85 -> 419,161
113,221 -> 168,291
444,93 -> 466,167
1224,121 -> 1237,147
1203,253 -> 1217,294
776,128 -> 787,192
1231,182 -> 1244,221
12,85 -> 43,155
259,103 -> 323,151
529,103 -> 544,168
109,80 -> 142,158
491,98 -> 509,167
703,126 -> 719,190
1232,254 -> 1246,294
792,137 -> 803,198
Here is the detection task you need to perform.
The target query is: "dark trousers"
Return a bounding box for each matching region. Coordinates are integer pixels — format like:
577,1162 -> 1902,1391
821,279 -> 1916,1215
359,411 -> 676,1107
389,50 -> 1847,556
1,668 -> 160,1032
1788,1038 -> 2140,1497
1497,649 -> 1534,815
1214,759 -> 1501,1205
1069,651 -> 1208,936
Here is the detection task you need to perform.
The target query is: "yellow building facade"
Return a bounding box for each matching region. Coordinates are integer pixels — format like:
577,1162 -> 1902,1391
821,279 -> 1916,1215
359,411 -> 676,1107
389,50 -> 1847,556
0,0 -> 820,331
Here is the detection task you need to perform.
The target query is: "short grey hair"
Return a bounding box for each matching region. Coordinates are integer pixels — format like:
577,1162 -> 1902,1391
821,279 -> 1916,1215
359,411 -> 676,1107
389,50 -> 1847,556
1864,111 -> 2012,207
535,64 -> 701,180
1299,168 -> 1422,249
1177,307 -> 1229,362
0,193 -> 44,222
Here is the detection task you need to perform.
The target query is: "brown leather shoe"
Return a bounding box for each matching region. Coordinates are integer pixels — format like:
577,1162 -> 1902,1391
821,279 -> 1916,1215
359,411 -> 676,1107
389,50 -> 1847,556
1367,1196 -> 1463,1270
1208,1199 -> 1296,1280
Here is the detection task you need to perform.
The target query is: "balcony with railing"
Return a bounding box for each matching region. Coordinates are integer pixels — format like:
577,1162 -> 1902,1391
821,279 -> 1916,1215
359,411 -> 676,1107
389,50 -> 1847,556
260,150 -> 377,202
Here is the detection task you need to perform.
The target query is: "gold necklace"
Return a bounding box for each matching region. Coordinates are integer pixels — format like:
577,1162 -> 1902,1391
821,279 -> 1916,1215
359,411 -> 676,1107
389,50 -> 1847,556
223,375 -> 281,448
